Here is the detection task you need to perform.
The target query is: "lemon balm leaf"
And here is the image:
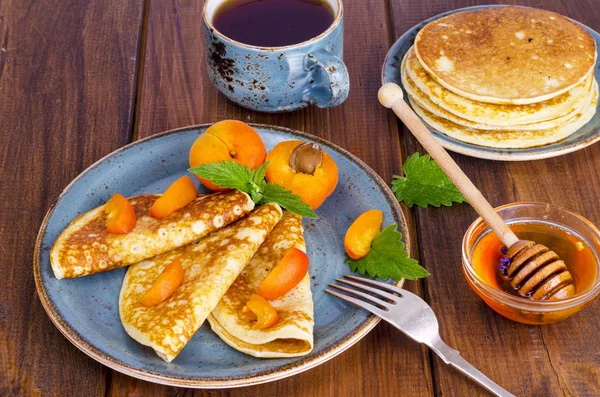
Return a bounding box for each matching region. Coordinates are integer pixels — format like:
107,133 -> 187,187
345,224 -> 429,281
260,182 -> 317,219
252,161 -> 270,186
392,153 -> 466,208
188,161 -> 252,192
189,161 -> 318,219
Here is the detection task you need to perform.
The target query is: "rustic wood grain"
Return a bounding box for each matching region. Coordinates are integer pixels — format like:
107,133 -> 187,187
389,1 -> 600,396
0,0 -> 144,395
6,0 -> 600,395
109,0 -> 434,396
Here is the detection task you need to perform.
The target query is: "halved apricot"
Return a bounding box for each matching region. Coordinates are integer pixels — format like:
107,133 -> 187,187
140,257 -> 184,307
344,210 -> 384,260
258,248 -> 309,300
150,175 -> 198,219
265,140 -> 338,210
243,294 -> 279,329
104,193 -> 137,234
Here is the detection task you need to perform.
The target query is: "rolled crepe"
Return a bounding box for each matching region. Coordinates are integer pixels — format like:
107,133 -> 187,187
50,190 -> 254,279
208,212 -> 314,358
119,203 -> 282,362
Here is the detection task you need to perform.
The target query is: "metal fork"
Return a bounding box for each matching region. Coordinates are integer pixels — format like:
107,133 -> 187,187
326,275 -> 515,397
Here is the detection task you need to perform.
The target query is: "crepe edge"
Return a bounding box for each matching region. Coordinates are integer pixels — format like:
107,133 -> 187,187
207,313 -> 314,358
50,205 -> 108,280
118,265 -> 176,362
207,274 -> 314,353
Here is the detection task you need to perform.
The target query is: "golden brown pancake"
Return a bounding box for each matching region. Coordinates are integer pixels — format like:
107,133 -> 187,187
119,203 -> 283,362
410,79 -> 598,149
414,6 -> 597,104
402,46 -> 594,127
208,212 -> 314,358
51,190 -> 254,279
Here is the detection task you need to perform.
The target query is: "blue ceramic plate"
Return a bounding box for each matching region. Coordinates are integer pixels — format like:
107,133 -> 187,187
34,124 -> 409,388
383,5 -> 600,161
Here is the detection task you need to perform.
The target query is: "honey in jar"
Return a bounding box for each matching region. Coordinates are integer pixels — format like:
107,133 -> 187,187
473,222 -> 597,299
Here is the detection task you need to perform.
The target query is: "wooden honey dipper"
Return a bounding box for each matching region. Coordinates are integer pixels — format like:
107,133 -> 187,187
378,83 -> 575,300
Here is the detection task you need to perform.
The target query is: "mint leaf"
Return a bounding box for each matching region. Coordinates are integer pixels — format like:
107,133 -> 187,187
247,162 -> 270,203
345,224 -> 429,281
248,181 -> 264,203
252,161 -> 270,186
260,182 -> 317,219
189,161 -> 252,192
392,153 -> 465,208
188,160 -> 318,219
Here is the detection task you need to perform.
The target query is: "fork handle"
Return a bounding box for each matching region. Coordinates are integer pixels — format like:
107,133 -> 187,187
429,336 -> 515,397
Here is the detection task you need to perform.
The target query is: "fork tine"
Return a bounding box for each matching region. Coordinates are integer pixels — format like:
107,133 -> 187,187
336,278 -> 400,302
329,283 -> 391,308
325,288 -> 388,316
344,274 -> 404,294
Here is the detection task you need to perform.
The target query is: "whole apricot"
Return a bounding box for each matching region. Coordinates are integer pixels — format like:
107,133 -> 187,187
189,120 -> 267,191
265,140 -> 338,210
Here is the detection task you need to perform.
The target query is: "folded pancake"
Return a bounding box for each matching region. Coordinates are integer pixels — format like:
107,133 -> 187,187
402,47 -> 594,131
208,212 -> 314,358
403,46 -> 593,126
119,203 -> 282,362
51,190 -> 254,279
410,79 -> 599,149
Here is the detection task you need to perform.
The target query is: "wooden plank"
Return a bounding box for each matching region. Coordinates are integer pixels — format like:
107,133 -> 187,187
389,1 -> 600,396
111,0 -> 434,395
0,0 -> 144,395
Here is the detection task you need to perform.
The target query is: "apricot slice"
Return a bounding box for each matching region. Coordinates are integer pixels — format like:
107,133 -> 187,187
150,175 -> 198,219
258,248 -> 309,300
189,120 -> 267,191
344,210 -> 384,260
140,257 -> 184,307
265,140 -> 338,210
243,294 -> 279,329
104,193 -> 137,234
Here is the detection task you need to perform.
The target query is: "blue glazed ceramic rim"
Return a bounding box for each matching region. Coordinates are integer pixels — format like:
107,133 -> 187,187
33,123 -> 408,388
382,5 -> 600,161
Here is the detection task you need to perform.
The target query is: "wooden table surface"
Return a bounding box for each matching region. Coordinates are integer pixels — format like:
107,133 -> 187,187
2,0 -> 600,395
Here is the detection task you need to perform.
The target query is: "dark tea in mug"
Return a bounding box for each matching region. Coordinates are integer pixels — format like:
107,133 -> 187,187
213,0 -> 335,47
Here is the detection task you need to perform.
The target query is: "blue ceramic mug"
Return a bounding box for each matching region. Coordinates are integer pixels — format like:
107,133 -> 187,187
203,0 -> 349,112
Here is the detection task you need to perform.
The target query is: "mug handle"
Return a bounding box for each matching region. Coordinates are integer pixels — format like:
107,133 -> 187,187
304,49 -> 350,108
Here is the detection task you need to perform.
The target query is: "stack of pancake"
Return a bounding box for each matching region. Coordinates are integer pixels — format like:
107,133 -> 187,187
401,6 -> 598,149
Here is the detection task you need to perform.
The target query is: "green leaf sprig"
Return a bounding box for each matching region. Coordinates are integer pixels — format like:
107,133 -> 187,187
392,153 -> 466,208
345,224 -> 430,281
188,161 -> 317,218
